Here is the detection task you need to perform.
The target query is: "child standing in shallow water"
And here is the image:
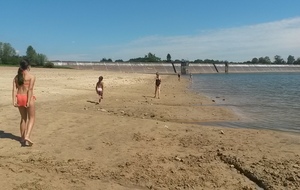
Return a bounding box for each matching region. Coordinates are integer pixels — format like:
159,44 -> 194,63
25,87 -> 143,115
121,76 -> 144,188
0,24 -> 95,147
95,76 -> 104,103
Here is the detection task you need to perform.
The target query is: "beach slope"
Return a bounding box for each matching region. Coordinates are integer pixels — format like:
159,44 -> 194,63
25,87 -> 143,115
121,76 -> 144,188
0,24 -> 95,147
0,67 -> 299,190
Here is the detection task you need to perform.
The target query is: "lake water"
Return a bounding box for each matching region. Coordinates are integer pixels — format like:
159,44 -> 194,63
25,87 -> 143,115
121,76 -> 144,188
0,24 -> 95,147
190,72 -> 300,133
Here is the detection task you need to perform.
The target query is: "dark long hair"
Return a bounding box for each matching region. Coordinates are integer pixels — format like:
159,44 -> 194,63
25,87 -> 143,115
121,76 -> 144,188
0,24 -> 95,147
17,60 -> 30,86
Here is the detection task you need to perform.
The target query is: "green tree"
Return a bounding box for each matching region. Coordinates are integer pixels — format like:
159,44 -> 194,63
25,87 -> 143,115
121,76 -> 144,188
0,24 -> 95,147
0,42 -> 17,64
257,56 -> 271,64
264,56 -> 271,64
36,53 -> 48,66
294,57 -> 300,65
204,59 -> 214,63
100,58 -> 112,62
274,55 -> 285,64
26,45 -> 37,65
287,55 -> 295,64
44,61 -> 54,68
193,59 -> 203,63
128,53 -> 161,62
258,57 -> 265,63
251,57 -> 258,64
166,53 -> 171,62
145,52 -> 161,62
128,57 -> 144,62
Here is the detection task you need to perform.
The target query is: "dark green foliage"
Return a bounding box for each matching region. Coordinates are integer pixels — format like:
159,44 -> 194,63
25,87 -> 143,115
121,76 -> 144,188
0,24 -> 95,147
258,56 -> 271,64
44,62 -> 55,68
167,53 -> 171,62
26,45 -> 37,65
1,41 -> 300,65
287,55 -> 295,64
294,58 -> 300,65
252,58 -> 258,64
194,59 -> 203,63
274,55 -> 286,64
26,46 -> 48,66
129,52 -> 161,62
0,43 -> 48,66
100,58 -> 113,62
1,55 -> 21,65
0,42 -> 18,64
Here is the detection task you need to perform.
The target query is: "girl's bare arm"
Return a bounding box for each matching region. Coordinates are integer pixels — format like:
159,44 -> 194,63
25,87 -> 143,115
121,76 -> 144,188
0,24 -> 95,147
26,75 -> 36,107
12,78 -> 17,106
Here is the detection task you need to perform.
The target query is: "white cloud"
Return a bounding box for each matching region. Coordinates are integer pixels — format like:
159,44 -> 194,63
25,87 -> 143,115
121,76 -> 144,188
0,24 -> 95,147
50,17 -> 300,62
112,17 -> 300,62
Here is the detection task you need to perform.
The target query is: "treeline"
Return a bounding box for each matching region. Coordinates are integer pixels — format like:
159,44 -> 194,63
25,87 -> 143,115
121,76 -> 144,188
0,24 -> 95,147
0,42 -> 53,67
103,53 -> 300,64
193,55 -> 300,65
2,41 -> 300,66
100,52 -> 162,63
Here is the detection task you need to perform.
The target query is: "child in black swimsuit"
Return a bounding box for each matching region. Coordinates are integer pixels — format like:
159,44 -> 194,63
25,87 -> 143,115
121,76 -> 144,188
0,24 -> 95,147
154,72 -> 161,99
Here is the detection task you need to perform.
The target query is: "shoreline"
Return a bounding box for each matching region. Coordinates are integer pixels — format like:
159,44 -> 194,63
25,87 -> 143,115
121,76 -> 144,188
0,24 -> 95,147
0,67 -> 299,189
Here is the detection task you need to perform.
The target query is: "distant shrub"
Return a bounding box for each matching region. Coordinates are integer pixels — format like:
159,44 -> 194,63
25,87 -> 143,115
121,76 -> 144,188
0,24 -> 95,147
44,62 -> 54,68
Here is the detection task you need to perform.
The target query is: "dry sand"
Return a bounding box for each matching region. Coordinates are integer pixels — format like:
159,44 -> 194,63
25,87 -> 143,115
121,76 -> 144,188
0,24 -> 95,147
0,66 -> 299,190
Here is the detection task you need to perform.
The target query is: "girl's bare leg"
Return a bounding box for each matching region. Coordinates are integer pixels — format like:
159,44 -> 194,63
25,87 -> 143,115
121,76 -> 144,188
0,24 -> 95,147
154,86 -> 157,98
18,107 -> 27,143
99,92 -> 103,103
25,100 -> 35,146
157,86 -> 160,99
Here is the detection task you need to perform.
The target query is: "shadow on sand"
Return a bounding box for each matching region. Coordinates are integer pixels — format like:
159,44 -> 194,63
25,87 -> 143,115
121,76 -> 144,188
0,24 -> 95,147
0,130 -> 27,147
87,100 -> 99,105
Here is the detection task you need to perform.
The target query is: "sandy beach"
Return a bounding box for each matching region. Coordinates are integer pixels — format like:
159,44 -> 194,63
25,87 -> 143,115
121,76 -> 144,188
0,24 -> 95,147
0,66 -> 299,190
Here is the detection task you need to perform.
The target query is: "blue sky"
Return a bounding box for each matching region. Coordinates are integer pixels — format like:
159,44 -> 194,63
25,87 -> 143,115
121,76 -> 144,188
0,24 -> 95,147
1,0 -> 300,62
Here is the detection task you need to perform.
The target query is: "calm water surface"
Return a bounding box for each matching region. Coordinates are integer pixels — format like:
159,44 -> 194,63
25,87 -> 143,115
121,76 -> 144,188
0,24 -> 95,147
190,73 -> 300,133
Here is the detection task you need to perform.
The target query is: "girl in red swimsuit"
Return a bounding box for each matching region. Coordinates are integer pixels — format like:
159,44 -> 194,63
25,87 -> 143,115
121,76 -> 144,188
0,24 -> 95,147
12,60 -> 36,146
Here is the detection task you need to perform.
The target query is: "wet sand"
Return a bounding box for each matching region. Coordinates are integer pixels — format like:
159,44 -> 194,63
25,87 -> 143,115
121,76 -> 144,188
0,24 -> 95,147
0,67 -> 299,190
